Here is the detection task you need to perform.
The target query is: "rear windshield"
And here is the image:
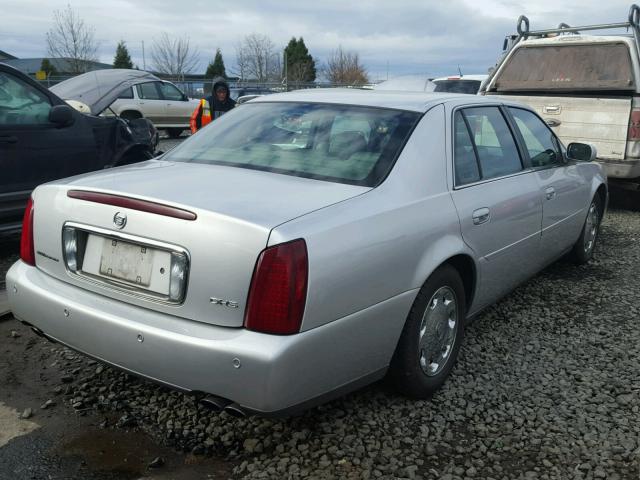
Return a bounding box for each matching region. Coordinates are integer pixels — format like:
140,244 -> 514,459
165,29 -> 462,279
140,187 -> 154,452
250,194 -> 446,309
163,102 -> 420,186
493,43 -> 634,92
433,80 -> 481,94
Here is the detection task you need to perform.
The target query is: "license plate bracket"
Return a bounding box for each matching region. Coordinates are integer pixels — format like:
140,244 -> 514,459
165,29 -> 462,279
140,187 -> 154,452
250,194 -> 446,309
99,238 -> 155,286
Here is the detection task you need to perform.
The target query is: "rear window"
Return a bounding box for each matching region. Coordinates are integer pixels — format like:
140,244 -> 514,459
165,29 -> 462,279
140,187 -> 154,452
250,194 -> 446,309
493,43 -> 634,92
163,102 -> 420,186
434,80 -> 481,94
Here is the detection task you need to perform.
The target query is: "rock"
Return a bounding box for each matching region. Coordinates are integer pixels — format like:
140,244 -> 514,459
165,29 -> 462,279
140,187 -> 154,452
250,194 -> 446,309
60,375 -> 74,383
244,438 -> 260,453
148,456 -> 165,469
116,414 -> 137,428
40,399 -> 55,409
10,330 -> 20,338
19,408 -> 33,419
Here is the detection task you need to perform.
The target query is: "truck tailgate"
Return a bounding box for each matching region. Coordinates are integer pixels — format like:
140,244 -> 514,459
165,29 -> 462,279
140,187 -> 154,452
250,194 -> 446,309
497,95 -> 631,160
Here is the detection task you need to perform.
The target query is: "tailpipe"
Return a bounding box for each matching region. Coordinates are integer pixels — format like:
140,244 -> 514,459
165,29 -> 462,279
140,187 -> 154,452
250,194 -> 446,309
223,403 -> 246,418
200,395 -> 232,412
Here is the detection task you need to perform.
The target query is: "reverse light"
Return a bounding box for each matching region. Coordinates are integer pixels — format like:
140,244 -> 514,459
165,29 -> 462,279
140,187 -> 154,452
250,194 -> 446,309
168,252 -> 189,302
244,239 -> 308,335
62,227 -> 78,271
20,197 -> 35,266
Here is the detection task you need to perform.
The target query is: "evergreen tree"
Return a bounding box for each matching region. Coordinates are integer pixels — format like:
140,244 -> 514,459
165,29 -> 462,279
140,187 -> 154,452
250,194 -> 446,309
40,58 -> 58,76
284,37 -> 316,84
205,49 -> 227,78
113,40 -> 133,69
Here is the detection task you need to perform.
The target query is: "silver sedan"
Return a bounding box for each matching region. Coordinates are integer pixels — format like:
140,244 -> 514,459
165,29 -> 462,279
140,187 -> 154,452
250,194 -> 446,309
6,90 -> 607,416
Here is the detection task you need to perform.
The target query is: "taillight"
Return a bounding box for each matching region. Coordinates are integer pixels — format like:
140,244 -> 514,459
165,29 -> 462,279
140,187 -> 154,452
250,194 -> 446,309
244,239 -> 308,335
20,197 -> 35,266
628,108 -> 640,141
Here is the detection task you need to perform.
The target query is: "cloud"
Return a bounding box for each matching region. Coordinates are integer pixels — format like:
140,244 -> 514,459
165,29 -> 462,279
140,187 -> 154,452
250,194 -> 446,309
0,0 -> 634,78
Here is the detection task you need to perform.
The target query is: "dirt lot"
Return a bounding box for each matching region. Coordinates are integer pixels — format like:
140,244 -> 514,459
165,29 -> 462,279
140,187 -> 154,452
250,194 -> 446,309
1,203 -> 639,480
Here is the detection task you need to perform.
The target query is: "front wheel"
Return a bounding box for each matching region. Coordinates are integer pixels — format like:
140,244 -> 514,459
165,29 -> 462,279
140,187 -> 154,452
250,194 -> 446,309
388,265 -> 465,398
570,195 -> 602,264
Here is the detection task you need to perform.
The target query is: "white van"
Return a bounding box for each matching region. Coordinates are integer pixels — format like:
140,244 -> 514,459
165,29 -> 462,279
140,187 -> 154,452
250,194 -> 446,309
482,5 -> 640,194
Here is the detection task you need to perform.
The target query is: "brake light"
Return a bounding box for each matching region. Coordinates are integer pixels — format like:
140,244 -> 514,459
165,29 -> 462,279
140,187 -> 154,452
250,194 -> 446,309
20,197 -> 35,266
244,239 -> 308,335
628,108 -> 640,141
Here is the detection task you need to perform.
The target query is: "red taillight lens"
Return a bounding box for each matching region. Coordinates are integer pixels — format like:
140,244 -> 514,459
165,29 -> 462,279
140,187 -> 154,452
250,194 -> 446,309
244,239 -> 308,335
20,197 -> 35,266
628,109 -> 640,141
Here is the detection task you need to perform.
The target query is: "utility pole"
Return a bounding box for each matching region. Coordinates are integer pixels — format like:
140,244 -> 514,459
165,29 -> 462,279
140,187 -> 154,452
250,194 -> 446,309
142,40 -> 146,71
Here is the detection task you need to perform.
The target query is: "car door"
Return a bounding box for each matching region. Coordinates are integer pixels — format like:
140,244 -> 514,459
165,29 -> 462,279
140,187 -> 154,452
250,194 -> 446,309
135,82 -> 165,125
0,69 -> 97,227
507,107 -> 591,260
159,82 -> 190,126
449,106 -> 543,310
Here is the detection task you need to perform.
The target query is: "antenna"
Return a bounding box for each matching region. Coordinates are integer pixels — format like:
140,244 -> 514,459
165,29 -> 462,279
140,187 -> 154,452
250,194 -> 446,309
458,65 -> 463,77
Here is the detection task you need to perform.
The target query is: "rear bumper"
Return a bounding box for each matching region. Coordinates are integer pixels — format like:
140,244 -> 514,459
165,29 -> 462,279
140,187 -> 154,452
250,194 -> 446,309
6,261 -> 413,414
599,158 -> 640,179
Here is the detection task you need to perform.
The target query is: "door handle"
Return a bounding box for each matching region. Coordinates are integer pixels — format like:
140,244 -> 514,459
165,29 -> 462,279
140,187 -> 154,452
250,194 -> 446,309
472,207 -> 490,225
545,187 -> 556,200
0,136 -> 17,144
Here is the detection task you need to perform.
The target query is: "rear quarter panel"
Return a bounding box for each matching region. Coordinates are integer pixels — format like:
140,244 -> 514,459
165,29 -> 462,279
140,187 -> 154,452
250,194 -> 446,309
270,104 -> 475,334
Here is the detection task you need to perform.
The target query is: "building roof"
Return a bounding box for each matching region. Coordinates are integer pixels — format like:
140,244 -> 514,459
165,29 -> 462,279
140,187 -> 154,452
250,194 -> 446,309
0,50 -> 17,61
2,57 -> 112,74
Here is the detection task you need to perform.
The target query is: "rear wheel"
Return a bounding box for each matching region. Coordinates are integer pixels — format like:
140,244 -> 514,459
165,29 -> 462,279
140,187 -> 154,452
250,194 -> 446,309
389,265 -> 465,398
570,195 -> 602,264
120,110 -> 142,121
166,128 -> 184,139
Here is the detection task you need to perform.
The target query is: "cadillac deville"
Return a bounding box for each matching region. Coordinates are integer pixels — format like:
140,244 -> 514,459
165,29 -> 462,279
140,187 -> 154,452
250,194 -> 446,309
6,90 -> 607,416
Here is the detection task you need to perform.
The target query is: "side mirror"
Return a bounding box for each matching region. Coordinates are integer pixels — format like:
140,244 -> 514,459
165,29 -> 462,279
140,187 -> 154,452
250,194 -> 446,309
49,104 -> 75,127
566,142 -> 597,162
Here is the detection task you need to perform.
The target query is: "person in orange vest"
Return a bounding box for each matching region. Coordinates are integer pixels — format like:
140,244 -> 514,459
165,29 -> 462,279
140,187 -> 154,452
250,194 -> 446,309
190,79 -> 236,133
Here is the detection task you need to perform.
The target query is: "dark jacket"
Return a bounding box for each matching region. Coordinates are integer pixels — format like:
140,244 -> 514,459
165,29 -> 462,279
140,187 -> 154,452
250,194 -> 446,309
208,80 -> 236,119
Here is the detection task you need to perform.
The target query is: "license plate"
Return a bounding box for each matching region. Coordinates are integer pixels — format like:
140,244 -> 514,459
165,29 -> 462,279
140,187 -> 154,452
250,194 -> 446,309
99,238 -> 154,286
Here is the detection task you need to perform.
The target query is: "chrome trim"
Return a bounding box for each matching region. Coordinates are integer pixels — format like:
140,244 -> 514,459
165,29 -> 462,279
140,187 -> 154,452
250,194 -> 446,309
61,221 -> 191,306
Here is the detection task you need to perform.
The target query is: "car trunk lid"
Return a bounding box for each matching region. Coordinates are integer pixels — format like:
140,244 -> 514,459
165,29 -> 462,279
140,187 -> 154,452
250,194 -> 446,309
31,161 -> 369,327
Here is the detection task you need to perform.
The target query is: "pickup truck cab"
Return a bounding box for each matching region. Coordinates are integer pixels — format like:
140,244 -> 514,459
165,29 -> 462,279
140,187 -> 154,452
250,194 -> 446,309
481,5 -> 640,195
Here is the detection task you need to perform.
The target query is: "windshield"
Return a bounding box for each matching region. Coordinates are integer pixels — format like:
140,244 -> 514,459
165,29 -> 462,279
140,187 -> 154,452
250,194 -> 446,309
164,102 -> 421,186
493,43 -> 634,92
433,80 -> 481,94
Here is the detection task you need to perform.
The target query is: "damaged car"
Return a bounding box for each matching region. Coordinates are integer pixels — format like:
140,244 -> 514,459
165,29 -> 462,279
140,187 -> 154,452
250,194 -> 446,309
0,65 -> 158,235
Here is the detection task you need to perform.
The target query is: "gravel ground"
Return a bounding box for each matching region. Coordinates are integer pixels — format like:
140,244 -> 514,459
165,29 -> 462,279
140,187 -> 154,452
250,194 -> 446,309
5,208 -> 636,480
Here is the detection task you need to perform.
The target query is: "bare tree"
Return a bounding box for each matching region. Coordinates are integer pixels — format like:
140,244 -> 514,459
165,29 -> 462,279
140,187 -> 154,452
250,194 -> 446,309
325,46 -> 369,85
234,34 -> 281,82
46,4 -> 99,74
150,33 -> 200,80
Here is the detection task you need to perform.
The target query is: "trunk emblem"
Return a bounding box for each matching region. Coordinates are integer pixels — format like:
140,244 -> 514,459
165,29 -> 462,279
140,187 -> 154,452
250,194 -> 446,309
113,212 -> 127,229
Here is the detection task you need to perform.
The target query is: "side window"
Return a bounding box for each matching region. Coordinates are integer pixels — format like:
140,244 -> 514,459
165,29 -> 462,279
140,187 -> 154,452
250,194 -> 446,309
118,87 -> 134,99
462,107 -> 522,180
509,107 -> 562,167
0,72 -> 51,125
159,83 -> 184,101
453,111 -> 481,185
136,82 -> 162,100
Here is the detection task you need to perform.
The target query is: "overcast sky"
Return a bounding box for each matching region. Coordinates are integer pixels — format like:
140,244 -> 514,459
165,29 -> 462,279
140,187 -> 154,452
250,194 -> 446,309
0,0 -> 635,80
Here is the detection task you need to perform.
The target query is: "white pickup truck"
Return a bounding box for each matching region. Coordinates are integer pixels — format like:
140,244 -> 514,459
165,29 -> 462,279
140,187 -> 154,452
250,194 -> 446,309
481,5 -> 640,201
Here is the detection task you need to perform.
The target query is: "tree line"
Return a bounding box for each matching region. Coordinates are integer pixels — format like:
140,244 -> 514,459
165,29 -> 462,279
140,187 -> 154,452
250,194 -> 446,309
42,4 -> 369,85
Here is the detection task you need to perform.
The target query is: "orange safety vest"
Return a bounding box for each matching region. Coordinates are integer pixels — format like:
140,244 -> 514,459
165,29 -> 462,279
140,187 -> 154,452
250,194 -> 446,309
189,98 -> 212,134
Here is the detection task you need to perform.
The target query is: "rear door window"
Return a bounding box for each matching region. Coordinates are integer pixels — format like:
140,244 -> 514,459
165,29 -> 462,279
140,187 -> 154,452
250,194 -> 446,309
454,106 -> 523,185
136,82 -> 162,100
508,107 -> 562,167
494,43 -> 634,91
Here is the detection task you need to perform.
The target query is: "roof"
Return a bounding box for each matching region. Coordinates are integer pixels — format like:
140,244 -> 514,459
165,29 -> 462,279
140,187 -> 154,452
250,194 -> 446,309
250,88 -> 493,112
0,50 -> 17,61
432,75 -> 488,82
3,57 -> 112,74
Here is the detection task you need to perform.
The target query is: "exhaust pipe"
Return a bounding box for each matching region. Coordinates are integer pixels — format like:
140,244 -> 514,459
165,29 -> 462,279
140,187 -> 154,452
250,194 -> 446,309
224,403 -> 246,418
200,395 -> 232,412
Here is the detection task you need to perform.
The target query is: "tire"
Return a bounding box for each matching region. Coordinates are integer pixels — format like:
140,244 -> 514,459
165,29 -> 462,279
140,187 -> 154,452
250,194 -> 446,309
120,110 -> 142,121
166,128 -> 184,139
389,264 -> 466,398
570,195 -> 602,265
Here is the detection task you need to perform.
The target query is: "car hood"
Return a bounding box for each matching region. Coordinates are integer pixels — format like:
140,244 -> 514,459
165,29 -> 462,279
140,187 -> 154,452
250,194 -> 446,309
55,160 -> 370,229
50,69 -> 161,115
